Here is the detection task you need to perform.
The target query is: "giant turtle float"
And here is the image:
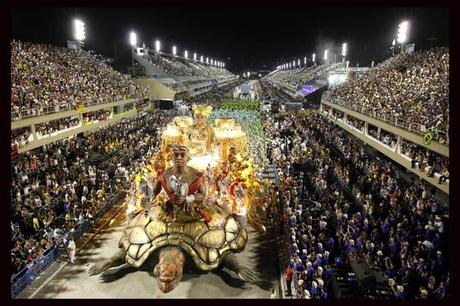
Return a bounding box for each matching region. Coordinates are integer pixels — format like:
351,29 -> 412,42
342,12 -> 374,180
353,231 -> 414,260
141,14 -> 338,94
89,204 -> 256,293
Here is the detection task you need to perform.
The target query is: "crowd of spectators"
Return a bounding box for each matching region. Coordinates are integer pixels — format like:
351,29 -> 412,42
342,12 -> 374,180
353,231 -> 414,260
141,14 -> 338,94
11,109 -> 174,278
83,110 -> 112,124
400,140 -> 449,183
264,64 -> 340,91
11,40 -> 149,120
323,103 -> 449,183
182,84 -> 235,107
144,50 -> 234,79
323,47 -> 449,138
266,110 -> 448,299
35,117 -> 80,137
11,128 -> 32,151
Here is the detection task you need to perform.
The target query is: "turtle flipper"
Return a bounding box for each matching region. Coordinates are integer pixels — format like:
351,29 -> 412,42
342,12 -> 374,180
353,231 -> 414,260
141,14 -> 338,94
89,249 -> 126,276
222,253 -> 257,283
237,267 -> 257,283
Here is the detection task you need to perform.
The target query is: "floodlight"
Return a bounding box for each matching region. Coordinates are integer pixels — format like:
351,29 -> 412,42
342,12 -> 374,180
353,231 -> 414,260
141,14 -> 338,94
194,53 -> 197,61
397,21 -> 409,44
129,31 -> 137,46
155,40 -> 161,52
184,50 -> 188,58
172,45 -> 177,55
312,53 -> 316,62
324,49 -> 328,61
341,43 -> 347,57
74,19 -> 86,41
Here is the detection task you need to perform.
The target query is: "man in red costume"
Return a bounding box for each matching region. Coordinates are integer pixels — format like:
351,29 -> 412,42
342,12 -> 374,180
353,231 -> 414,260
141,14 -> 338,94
151,144 -> 211,222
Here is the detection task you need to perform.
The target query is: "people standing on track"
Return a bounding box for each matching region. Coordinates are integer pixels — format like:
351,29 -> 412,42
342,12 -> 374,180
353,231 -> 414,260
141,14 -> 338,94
67,236 -> 76,264
284,264 -> 294,296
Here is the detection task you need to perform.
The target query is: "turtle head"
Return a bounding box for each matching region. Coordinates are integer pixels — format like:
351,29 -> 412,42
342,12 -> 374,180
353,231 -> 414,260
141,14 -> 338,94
154,261 -> 182,293
154,249 -> 185,293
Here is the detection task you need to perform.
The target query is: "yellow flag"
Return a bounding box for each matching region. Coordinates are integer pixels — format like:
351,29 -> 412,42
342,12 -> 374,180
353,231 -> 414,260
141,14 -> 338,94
76,105 -> 86,113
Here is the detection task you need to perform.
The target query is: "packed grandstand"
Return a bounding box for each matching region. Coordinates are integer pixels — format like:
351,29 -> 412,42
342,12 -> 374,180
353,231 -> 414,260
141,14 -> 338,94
10,9 -> 449,300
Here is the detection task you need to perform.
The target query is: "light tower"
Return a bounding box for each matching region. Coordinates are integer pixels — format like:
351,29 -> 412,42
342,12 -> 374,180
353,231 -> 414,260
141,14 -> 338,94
73,19 -> 86,50
129,31 -> 137,75
397,21 -> 409,53
155,40 -> 161,52
341,43 -> 347,62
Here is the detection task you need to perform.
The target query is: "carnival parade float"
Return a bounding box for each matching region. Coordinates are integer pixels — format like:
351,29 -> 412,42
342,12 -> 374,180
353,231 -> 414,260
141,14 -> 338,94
89,103 -> 272,293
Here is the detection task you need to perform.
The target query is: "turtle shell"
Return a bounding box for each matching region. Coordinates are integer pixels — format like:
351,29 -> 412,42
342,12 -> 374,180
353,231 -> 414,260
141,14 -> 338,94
118,205 -> 248,271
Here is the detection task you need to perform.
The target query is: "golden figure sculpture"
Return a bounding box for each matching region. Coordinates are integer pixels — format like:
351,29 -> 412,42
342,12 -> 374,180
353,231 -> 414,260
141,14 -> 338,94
185,104 -> 215,156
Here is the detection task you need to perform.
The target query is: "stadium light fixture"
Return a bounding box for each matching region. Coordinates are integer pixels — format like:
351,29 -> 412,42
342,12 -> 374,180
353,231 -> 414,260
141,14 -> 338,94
129,31 -> 137,47
193,53 -> 197,61
184,50 -> 188,59
341,43 -> 347,57
73,19 -> 86,42
298,59 -> 301,67
172,45 -> 177,56
155,40 -> 161,52
312,53 -> 316,63
129,31 -> 137,75
292,60 -> 295,68
200,55 -> 204,63
206,57 -> 209,64
397,21 -> 409,44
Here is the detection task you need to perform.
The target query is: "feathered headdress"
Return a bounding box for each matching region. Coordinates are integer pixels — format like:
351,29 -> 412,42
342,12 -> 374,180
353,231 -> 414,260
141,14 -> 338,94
192,104 -> 213,117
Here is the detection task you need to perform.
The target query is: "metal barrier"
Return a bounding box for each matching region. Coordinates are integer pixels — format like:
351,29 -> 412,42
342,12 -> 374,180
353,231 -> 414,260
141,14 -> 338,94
11,245 -> 60,298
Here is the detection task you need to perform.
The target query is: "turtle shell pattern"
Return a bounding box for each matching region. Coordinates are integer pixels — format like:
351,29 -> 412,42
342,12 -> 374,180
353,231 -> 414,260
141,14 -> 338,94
118,205 -> 248,271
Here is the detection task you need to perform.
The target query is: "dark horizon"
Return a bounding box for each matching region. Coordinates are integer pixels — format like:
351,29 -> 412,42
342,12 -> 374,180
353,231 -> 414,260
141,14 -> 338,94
11,7 -> 448,73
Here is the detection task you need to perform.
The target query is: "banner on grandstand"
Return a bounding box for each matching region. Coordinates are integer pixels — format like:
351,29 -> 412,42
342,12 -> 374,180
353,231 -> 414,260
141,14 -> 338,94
405,44 -> 415,54
67,40 -> 79,50
423,130 -> 435,145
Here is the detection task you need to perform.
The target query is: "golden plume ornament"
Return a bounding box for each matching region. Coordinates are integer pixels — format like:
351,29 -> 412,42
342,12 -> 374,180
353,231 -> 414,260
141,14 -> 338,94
192,104 -> 213,117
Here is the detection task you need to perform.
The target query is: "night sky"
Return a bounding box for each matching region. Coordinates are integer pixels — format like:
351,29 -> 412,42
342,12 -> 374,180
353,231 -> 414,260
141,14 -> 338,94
11,7 -> 448,73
